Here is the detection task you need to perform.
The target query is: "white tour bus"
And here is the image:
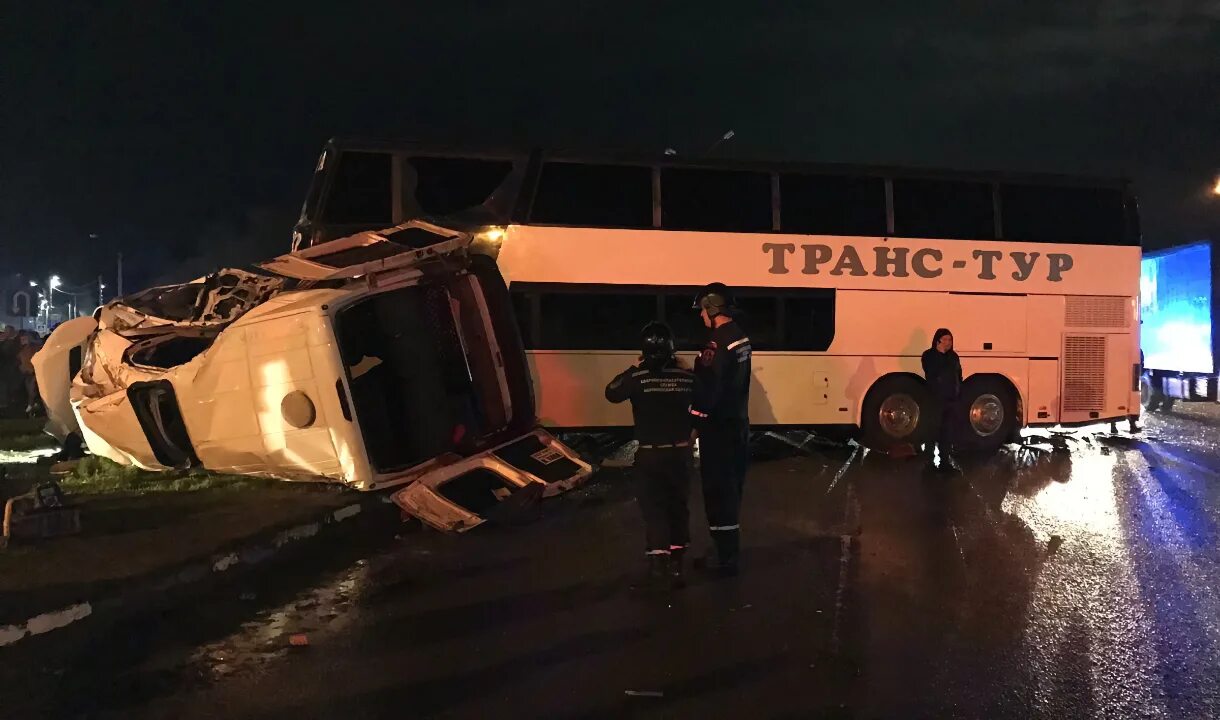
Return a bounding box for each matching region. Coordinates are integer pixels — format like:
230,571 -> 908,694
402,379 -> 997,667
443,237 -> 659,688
293,139 -> 1143,454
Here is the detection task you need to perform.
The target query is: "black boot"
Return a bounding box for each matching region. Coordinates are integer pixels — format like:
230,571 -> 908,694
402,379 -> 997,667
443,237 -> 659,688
646,554 -> 669,587
669,547 -> 687,588
697,534 -> 739,577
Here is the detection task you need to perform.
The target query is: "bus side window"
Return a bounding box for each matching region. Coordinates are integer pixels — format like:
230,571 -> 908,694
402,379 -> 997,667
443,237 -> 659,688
1000,184 -> 1128,245
733,296 -> 780,350
779,174 -> 886,236
783,294 -> 836,351
892,178 -> 994,241
663,293 -> 707,352
538,292 -> 656,350
660,168 -> 771,233
324,151 -> 393,225
510,292 -> 536,349
530,163 -> 653,228
407,156 -> 514,218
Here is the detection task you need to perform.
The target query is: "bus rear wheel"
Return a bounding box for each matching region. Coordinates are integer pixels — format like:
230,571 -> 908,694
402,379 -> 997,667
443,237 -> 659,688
956,377 -> 1017,454
861,376 -> 933,451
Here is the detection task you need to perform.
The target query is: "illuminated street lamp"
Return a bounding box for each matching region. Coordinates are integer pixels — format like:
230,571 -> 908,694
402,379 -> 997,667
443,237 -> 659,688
1213,176 -> 1220,196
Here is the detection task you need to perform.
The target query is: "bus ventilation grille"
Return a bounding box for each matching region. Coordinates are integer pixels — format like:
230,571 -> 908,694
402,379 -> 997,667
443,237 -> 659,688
1063,336 -> 1106,412
1065,296 -> 1128,328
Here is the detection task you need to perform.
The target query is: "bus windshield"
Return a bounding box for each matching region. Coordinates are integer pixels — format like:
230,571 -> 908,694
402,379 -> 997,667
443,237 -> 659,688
294,142 -> 523,249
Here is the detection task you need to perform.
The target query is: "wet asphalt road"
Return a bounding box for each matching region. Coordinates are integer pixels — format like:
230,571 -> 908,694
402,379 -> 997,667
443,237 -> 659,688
4,407 -> 1220,719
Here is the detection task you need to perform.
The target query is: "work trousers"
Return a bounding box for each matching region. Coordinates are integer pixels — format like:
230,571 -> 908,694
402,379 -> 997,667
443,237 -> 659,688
699,419 -> 749,559
634,446 -> 693,554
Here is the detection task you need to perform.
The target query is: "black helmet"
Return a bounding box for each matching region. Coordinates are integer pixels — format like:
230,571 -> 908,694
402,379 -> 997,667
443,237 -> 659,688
693,282 -> 734,317
640,321 -> 675,368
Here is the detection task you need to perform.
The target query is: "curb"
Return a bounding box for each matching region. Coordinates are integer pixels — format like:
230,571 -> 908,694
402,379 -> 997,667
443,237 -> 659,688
0,495 -> 396,649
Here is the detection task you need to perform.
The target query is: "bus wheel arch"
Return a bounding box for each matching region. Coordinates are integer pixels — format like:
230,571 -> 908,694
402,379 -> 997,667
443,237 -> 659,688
859,373 -> 935,451
957,373 -> 1020,454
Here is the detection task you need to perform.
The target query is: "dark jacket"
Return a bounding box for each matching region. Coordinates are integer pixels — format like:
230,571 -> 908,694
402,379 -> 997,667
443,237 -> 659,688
605,360 -> 696,447
921,344 -> 962,401
690,319 -> 752,426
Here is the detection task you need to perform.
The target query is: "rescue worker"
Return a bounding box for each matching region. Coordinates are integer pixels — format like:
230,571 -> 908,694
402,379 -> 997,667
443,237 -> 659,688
605,321 -> 696,588
689,283 -> 751,576
921,327 -> 962,471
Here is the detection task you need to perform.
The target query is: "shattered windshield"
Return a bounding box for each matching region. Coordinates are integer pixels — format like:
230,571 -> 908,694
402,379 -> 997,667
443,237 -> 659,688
295,145 -> 520,248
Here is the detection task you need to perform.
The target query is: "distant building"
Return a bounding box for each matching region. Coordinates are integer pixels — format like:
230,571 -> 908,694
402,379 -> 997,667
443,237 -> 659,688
0,273 -> 65,335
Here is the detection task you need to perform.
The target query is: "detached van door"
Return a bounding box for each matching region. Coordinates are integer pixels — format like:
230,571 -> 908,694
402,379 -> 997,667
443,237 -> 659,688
389,255 -> 592,531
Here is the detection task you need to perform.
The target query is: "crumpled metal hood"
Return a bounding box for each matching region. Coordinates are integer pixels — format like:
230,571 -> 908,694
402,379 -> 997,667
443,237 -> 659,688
100,268 -> 287,337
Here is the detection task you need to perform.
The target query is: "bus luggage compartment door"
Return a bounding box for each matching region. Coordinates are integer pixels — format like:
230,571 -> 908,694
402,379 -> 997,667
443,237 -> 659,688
390,429 -> 592,532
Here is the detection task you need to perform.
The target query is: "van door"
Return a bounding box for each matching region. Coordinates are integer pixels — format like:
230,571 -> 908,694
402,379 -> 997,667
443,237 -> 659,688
388,256 -> 591,531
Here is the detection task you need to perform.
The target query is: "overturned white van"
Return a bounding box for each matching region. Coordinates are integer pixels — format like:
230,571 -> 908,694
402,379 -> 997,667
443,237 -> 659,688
37,220 -> 591,528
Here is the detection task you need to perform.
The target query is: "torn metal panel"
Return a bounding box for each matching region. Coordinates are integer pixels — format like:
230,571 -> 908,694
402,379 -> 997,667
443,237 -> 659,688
391,430 -> 591,532
102,268 -> 286,334
32,316 -> 97,443
257,221 -> 467,281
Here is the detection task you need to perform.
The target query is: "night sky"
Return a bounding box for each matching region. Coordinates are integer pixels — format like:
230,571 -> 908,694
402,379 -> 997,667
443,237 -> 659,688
4,2 -> 1218,291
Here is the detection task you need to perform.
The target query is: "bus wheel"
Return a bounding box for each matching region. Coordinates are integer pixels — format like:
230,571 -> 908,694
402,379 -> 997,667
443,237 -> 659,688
957,377 -> 1016,454
861,376 -> 932,451
1140,375 -> 1158,412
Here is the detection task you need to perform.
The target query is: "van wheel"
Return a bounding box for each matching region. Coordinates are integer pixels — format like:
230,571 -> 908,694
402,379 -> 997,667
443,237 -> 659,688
861,376 -> 933,451
957,377 -> 1016,455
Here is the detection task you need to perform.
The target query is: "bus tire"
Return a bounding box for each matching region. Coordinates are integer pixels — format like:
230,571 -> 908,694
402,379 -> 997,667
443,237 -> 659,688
860,375 -> 933,451
1140,375 -> 1158,412
956,376 -> 1017,454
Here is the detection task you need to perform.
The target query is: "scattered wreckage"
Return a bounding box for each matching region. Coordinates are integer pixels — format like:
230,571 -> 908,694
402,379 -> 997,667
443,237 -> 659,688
33,221 -> 592,531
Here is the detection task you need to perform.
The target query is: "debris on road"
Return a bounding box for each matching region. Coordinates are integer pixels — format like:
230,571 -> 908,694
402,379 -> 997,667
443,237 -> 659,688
288,633 -> 310,647
390,430 -> 591,533
624,690 -> 664,698
1047,535 -> 1064,555
2,480 -> 80,547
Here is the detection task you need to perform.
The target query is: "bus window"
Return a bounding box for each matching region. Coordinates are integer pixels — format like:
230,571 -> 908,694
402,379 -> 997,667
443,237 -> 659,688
406,156 -> 514,217
783,294 -> 836,351
661,168 -> 772,232
511,291 -> 536,348
530,162 -> 654,228
538,291 -> 657,349
892,178 -> 995,241
663,293 -> 706,351
1000,184 -> 1129,245
733,296 -> 780,350
324,151 -> 393,225
779,174 -> 887,236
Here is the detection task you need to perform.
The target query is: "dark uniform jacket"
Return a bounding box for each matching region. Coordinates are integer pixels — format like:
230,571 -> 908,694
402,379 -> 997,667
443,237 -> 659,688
605,361 -> 696,447
690,320 -> 751,426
